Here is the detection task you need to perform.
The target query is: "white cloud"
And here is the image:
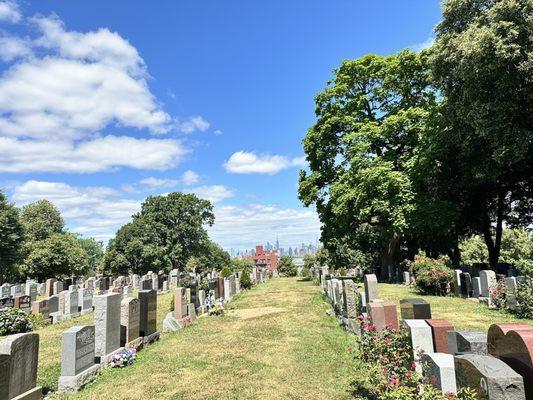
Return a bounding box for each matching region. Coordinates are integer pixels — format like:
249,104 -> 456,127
178,116 -> 210,134
12,180 -> 141,241
181,170 -> 199,186
224,151 -> 306,175
0,36 -> 32,61
138,177 -> 179,188
0,1 -> 20,23
0,135 -> 187,173
208,203 -> 320,249
213,129 -> 223,136
184,185 -> 235,203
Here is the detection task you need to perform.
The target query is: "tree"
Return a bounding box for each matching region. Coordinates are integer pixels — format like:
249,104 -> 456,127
76,236 -> 104,274
459,235 -> 488,265
22,232 -> 89,280
299,50 -> 447,280
430,0 -> 533,267
231,258 -> 254,274
278,255 -> 296,277
197,241 -> 231,273
303,254 -> 316,270
20,200 -> 64,242
0,191 -> 24,282
103,192 -> 215,275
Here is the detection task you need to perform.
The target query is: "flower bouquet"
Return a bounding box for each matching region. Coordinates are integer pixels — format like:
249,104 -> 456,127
208,302 -> 224,316
108,348 -> 137,368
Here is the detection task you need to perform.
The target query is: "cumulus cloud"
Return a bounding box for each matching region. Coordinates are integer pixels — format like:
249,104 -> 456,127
184,185 -> 235,203
0,1 -> 20,23
181,170 -> 199,186
178,116 -> 210,134
208,203 -> 320,249
12,180 -> 141,241
410,36 -> 435,53
0,135 -> 187,173
138,177 -> 179,188
224,151 -> 306,175
0,11 -> 207,174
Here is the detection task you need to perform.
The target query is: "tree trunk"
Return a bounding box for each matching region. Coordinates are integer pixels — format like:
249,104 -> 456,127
481,192 -> 505,268
380,233 -> 400,282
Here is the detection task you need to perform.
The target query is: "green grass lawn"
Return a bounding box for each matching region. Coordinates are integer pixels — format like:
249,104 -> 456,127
378,283 -> 533,331
36,291 -> 173,394
48,278 -> 360,400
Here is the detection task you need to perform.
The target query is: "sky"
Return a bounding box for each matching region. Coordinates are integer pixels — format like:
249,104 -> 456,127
0,0 -> 442,250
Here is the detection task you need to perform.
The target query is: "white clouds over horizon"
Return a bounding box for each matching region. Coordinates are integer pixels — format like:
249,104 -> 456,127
0,10 -> 207,174
224,151 -> 306,175
8,180 -> 320,248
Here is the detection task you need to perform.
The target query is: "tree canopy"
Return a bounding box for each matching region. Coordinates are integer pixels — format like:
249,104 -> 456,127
0,191 -> 24,282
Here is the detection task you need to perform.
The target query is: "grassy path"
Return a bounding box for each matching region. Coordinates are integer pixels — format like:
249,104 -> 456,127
51,278 -> 357,399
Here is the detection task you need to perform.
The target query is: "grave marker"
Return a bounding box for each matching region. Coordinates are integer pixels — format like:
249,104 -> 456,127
94,293 -> 121,363
120,297 -> 140,348
421,353 -> 456,395
363,274 -> 378,303
400,298 -> 431,320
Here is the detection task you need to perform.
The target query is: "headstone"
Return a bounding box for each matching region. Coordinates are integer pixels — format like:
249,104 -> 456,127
9,284 -> 20,297
363,274 -> 378,303
120,297 -> 140,348
459,272 -> 472,298
403,271 -> 410,285
53,281 -> 64,296
447,330 -> 487,355
367,300 -> 398,331
84,278 -> 95,290
139,289 -> 157,339
341,280 -> 359,319
65,290 -> 79,316
13,295 -> 31,314
229,275 -> 237,297
400,298 -> 431,320
190,281 -> 198,308
504,277 -> 518,308
223,279 -> 231,301
78,289 -> 93,313
141,279 -> 152,290
425,319 -> 454,353
151,276 -> 158,292
216,277 -> 224,299
0,284 -> 10,299
132,274 -> 140,289
356,291 -> 366,315
173,287 -> 188,319
453,269 -> 462,296
401,319 -> 434,372
479,270 -> 497,298
94,293 -> 121,362
487,323 -> 533,398
25,283 -> 38,302
31,299 -> 49,318
420,353 -> 456,395
58,325 -> 100,393
0,332 -> 42,399
454,354 -> 526,400
472,277 -> 481,298
187,303 -> 196,322
198,290 -> 206,313
48,295 -> 59,314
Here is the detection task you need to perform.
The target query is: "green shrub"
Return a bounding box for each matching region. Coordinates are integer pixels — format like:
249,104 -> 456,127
278,255 -> 296,277
169,295 -> 175,312
516,276 -> 533,319
410,256 -> 453,296
338,267 -> 347,276
220,266 -> 233,278
0,307 -> 33,336
239,271 -> 252,290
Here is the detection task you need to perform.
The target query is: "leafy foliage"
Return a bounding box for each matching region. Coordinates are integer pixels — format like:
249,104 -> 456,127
76,236 -> 104,273
0,191 -> 24,282
278,255 -> 296,277
239,271 -> 253,290
410,256 -> 454,296
20,200 -> 64,242
219,266 -> 232,278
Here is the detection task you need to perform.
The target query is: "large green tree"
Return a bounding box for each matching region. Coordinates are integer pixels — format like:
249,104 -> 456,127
76,236 -> 104,274
23,232 -> 89,280
299,50 -> 451,279
20,200 -> 64,242
430,0 -> 533,266
104,192 -> 215,274
0,191 -> 24,282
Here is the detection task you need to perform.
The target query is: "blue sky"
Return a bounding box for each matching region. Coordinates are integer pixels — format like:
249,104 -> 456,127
0,0 -> 441,250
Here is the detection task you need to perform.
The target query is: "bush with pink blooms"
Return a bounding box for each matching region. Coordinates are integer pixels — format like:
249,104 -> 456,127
108,348 -> 137,368
352,316 -> 477,400
409,256 -> 454,296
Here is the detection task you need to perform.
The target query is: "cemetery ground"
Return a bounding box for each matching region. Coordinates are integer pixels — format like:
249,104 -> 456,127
47,278 -> 359,399
378,283 -> 533,331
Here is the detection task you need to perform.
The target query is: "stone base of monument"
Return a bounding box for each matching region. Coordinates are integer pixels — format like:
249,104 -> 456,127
142,331 -> 160,346
97,347 -> 125,364
163,312 -> 191,332
80,308 -> 93,315
11,386 -> 42,400
125,336 -> 143,350
58,364 -> 101,393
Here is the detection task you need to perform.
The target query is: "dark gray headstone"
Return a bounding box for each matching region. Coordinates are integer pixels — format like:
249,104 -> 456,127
448,330 -> 488,355
61,326 -> 95,376
139,290 -> 157,337
400,298 -> 431,319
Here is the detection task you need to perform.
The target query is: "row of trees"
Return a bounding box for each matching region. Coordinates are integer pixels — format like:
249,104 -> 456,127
0,193 -> 103,282
1,190 -> 233,282
298,0 -> 532,279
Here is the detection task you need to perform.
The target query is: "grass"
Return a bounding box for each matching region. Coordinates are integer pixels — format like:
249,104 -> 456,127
378,283 -> 533,331
47,278 -> 360,400
36,291 -> 173,394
